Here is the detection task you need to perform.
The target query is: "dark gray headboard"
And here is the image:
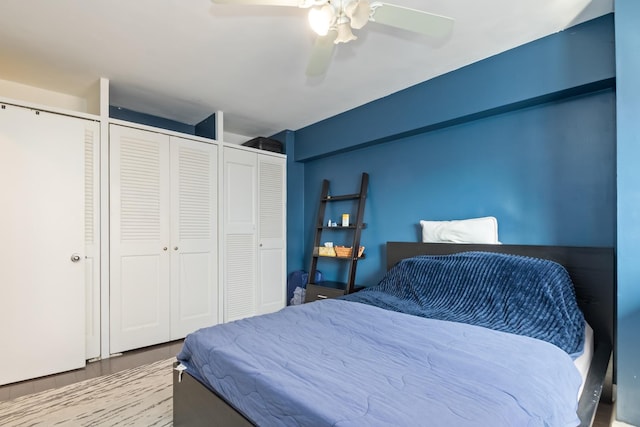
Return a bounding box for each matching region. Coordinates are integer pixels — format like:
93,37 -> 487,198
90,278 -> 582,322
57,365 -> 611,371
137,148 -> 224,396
386,242 -> 615,347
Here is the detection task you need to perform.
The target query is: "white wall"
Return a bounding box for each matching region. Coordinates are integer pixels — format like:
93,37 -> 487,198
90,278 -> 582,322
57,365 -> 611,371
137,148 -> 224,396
0,78 -> 91,113
223,131 -> 253,145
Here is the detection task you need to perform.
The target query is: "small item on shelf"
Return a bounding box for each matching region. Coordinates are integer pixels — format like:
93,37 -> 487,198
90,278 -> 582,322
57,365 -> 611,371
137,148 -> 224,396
318,246 -> 336,256
342,214 -> 350,227
334,246 -> 365,258
327,219 -> 332,227
241,137 -> 283,153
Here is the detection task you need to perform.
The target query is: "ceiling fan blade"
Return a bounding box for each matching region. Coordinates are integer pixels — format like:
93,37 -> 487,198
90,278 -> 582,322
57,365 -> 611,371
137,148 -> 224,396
306,32 -> 337,76
371,3 -> 454,38
211,0 -> 303,6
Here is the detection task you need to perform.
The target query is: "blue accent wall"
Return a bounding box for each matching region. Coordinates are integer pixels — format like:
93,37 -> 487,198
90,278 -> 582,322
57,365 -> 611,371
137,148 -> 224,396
195,113 -> 217,139
293,15 -> 616,287
110,106 -> 218,139
302,90 -> 616,285
295,16 -> 615,162
615,1 -> 640,424
271,129 -> 306,276
110,105 -> 196,134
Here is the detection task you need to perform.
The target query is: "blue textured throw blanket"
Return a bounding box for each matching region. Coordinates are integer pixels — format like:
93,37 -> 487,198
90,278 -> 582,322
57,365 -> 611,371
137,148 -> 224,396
342,251 -> 585,355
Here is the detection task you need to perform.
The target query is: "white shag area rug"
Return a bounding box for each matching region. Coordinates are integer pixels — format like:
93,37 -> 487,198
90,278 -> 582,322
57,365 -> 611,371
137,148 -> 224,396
0,358 -> 175,426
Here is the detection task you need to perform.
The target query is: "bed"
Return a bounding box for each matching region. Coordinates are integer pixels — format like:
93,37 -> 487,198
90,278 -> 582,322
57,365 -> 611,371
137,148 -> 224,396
173,242 -> 614,426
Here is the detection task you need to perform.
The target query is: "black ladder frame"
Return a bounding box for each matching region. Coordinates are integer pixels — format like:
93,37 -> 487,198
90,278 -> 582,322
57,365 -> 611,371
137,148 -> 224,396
307,172 -> 368,294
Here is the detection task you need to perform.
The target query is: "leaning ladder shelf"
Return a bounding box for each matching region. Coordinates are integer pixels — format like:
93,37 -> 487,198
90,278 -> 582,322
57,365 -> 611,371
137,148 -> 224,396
306,172 -> 368,301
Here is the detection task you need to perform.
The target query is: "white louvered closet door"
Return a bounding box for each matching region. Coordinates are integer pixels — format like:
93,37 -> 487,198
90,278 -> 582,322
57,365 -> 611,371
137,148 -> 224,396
257,155 -> 286,315
170,136 -> 218,339
110,125 -> 171,353
223,147 -> 257,322
223,147 -> 286,322
85,123 -> 101,360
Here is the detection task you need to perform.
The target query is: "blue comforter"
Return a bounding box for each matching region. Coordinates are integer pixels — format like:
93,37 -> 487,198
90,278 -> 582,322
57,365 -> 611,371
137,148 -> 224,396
343,252 -> 585,356
178,299 -> 582,426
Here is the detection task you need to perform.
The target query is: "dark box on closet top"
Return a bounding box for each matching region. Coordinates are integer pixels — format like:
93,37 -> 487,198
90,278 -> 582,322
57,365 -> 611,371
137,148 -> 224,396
242,137 -> 284,154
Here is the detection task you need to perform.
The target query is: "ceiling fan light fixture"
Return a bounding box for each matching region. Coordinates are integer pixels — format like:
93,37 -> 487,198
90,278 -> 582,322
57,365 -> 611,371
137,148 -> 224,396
210,0 -> 456,75
345,0 -> 371,30
334,21 -> 357,43
308,5 -> 335,36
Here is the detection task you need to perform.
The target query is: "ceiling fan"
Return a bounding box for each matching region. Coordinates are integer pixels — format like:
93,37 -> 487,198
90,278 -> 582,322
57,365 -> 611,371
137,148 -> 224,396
211,0 -> 455,76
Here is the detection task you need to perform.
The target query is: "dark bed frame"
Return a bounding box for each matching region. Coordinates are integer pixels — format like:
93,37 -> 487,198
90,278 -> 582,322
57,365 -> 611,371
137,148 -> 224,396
173,242 -> 615,427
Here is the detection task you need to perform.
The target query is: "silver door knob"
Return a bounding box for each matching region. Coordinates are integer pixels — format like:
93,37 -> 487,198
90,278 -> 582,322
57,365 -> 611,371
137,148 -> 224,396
174,246 -> 178,250
163,247 -> 168,251
70,253 -> 81,262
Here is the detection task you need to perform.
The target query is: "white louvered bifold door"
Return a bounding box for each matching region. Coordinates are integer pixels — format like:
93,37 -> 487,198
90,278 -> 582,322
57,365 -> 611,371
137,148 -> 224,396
84,124 -> 101,359
170,137 -> 218,339
223,147 -> 257,322
0,105 -> 87,385
110,125 -> 171,353
257,155 -> 286,315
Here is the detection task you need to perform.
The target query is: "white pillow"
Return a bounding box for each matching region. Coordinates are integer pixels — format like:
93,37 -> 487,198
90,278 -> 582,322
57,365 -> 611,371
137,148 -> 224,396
420,216 -> 499,244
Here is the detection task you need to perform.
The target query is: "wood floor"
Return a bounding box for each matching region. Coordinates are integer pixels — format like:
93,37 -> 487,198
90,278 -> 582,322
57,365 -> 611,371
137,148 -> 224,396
0,340 -> 183,402
0,339 -> 616,426
595,402 -> 615,427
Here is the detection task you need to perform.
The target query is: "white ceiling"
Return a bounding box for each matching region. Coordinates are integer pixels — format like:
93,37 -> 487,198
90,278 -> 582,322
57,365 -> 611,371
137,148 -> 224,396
0,0 -> 613,140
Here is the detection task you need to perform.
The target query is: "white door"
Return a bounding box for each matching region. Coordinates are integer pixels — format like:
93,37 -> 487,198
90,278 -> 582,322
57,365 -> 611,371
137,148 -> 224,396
170,137 -> 218,338
0,105 -> 87,385
223,147 -> 257,322
257,155 -> 286,315
110,125 -> 171,353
